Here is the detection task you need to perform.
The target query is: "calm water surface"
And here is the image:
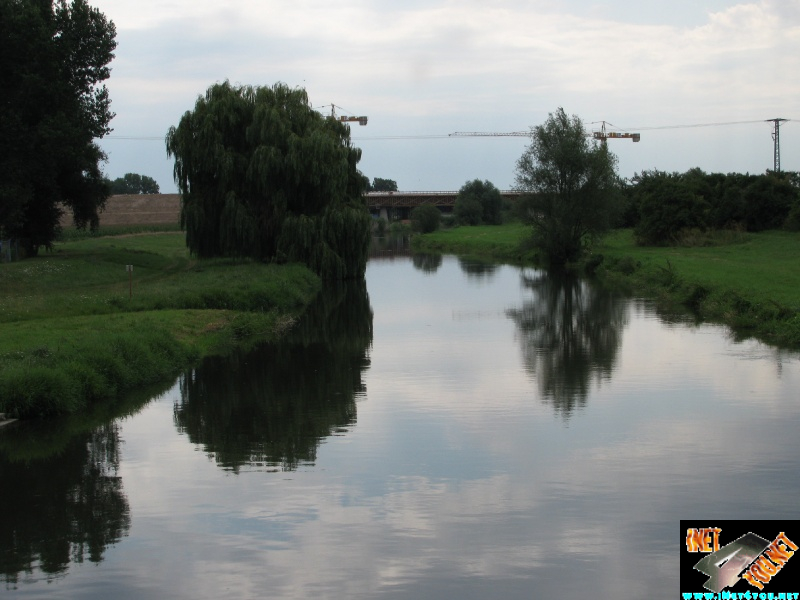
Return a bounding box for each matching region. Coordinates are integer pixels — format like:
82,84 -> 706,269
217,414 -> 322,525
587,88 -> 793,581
2,250 -> 800,599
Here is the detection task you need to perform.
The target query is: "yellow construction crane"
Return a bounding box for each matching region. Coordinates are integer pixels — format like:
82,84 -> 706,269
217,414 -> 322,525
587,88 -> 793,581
328,104 -> 368,126
450,121 -> 640,143
592,121 -> 639,143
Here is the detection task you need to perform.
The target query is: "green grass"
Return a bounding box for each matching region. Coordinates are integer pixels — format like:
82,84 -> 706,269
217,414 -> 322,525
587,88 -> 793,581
0,233 -> 320,418
595,229 -> 800,347
597,229 -> 800,309
411,223 -> 534,261
414,223 -> 800,348
58,222 -> 182,241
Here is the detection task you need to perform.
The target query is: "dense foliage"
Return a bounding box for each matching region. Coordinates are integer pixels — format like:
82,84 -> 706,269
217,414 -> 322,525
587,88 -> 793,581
166,81 -> 372,279
108,173 -> 160,195
454,179 -> 503,225
0,0 -> 116,256
410,204 -> 441,233
514,108 -> 620,264
367,177 -> 398,192
626,169 -> 799,245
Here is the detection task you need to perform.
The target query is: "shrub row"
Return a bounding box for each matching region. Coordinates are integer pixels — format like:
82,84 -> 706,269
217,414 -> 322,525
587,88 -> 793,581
621,169 -> 799,245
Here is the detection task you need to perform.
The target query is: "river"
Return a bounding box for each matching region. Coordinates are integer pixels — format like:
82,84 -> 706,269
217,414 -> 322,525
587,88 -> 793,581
2,247 -> 799,599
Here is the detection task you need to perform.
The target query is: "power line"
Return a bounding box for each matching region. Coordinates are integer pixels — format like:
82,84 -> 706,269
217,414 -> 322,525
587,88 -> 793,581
629,119 -> 770,131
107,118 -> 796,142
353,134 -> 454,140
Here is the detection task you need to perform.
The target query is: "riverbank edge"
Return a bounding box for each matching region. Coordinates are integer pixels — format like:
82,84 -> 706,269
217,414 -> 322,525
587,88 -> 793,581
412,225 -> 800,349
0,270 -> 322,421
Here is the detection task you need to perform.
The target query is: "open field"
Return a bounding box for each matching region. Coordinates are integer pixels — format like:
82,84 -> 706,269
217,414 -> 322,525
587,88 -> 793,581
415,224 -> 800,347
59,194 -> 181,229
0,233 -> 320,418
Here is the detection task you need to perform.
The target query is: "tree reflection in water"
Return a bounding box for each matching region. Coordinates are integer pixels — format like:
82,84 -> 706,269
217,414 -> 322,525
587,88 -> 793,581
412,253 -> 442,274
174,279 -> 373,472
0,423 -> 131,588
457,256 -> 499,281
506,270 -> 627,418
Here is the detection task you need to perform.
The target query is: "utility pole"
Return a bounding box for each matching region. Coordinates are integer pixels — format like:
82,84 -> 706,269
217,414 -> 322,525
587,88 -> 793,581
766,118 -> 788,172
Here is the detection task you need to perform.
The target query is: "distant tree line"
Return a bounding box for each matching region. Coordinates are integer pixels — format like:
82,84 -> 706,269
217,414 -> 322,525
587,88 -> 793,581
384,110 -> 800,266
106,173 -> 160,195
622,169 -> 800,245
366,177 -> 398,192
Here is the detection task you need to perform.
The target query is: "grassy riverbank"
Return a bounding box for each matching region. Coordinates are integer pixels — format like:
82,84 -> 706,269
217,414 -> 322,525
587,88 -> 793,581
411,223 -> 537,263
414,224 -> 800,348
0,233 -> 320,418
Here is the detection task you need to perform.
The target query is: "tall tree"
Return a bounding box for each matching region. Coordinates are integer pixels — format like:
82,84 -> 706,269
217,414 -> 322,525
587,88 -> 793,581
515,108 -> 620,264
166,81 -> 371,280
0,0 -> 116,256
109,173 -> 160,195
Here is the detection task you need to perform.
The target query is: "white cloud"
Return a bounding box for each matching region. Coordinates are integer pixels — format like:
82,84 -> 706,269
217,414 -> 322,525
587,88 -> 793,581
90,0 -> 800,190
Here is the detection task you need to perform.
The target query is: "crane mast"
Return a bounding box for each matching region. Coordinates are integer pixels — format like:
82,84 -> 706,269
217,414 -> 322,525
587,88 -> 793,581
329,104 -> 368,126
592,121 -> 640,144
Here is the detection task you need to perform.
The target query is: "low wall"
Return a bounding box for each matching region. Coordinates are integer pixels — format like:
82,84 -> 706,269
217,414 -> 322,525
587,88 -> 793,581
60,194 -> 182,228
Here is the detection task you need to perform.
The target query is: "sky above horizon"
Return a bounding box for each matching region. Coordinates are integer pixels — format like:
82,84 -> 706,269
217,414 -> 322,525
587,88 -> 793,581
92,0 -> 800,193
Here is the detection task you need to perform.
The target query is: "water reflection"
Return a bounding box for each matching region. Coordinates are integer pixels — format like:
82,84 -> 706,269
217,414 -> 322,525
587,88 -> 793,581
411,252 -> 442,274
174,280 -> 373,472
0,423 -> 130,588
457,256 -> 499,281
369,235 -> 412,261
4,254 -> 800,599
506,270 -> 627,418
370,235 -> 442,273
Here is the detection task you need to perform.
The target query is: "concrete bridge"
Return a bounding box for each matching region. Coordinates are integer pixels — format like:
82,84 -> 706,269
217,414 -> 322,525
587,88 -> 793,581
366,191 -> 522,220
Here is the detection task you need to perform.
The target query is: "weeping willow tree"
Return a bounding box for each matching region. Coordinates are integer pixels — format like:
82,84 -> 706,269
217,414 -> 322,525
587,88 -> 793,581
165,81 -> 371,279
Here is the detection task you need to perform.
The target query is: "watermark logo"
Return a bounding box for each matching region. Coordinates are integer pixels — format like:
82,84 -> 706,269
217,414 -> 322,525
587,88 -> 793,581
681,521 -> 798,598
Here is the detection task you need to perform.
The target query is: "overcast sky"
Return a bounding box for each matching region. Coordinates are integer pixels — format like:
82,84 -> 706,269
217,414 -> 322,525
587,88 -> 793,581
92,0 -> 800,192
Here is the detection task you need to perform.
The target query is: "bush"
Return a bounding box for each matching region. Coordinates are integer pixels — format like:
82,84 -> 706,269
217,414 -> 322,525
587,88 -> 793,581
633,171 -> 709,245
785,203 -> 800,231
630,169 -> 799,244
0,330 -> 195,418
454,179 -> 503,225
743,174 -> 795,231
410,205 -> 441,233
389,221 -> 411,235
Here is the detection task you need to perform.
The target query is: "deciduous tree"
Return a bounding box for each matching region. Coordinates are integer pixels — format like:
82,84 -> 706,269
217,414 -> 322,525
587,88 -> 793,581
515,108 -> 620,264
109,173 -> 160,195
410,204 -> 441,233
367,178 -> 398,192
0,0 -> 116,256
455,179 -> 503,225
166,81 -> 371,279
